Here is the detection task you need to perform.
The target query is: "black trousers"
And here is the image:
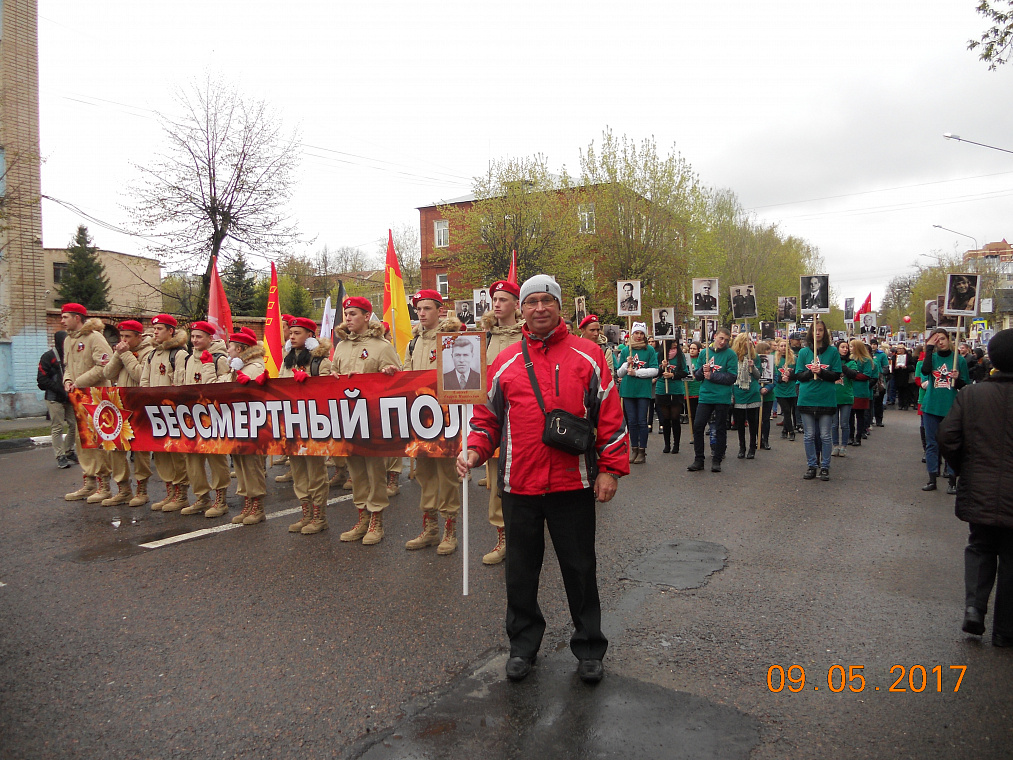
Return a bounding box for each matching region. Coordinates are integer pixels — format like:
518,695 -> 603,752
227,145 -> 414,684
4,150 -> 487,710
693,402 -> 730,462
965,522 -> 1013,637
873,391 -> 885,425
734,407 -> 760,452
777,396 -> 797,435
502,488 -> 607,661
760,398 -> 774,444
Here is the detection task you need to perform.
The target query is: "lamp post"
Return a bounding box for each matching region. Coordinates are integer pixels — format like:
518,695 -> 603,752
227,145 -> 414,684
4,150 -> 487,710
943,133 -> 1013,155
932,224 -> 979,254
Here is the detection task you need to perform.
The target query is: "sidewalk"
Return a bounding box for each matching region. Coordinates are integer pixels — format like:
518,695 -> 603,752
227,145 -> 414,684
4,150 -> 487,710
0,416 -> 48,434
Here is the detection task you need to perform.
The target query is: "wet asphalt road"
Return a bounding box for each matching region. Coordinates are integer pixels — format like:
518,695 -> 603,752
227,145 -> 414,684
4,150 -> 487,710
1,408 -> 1012,759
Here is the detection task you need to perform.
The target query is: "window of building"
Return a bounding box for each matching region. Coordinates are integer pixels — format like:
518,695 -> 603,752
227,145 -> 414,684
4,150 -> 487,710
312,297 -> 324,310
578,203 -> 596,234
434,220 -> 449,248
53,262 -> 68,285
436,273 -> 449,297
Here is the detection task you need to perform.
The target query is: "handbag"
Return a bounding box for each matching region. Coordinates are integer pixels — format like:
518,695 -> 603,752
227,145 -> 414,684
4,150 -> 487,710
521,338 -> 594,456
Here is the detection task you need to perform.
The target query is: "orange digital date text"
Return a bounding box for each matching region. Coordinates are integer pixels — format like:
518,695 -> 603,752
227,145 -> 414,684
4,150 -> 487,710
766,665 -> 966,693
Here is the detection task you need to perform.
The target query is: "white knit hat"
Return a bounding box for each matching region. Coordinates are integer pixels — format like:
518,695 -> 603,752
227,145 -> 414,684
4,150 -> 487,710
631,321 -> 647,336
519,274 -> 561,306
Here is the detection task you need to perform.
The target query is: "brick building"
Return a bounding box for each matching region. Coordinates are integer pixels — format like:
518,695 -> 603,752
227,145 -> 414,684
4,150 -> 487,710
417,192 -> 475,298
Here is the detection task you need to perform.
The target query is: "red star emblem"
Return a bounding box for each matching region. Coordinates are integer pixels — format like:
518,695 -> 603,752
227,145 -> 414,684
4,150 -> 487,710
806,361 -> 826,373
932,367 -> 954,389
360,348 -> 369,360
429,349 -> 437,363
630,356 -> 646,371
707,361 -> 723,372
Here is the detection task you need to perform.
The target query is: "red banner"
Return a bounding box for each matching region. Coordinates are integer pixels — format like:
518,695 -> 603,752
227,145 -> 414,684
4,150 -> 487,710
70,371 -> 463,458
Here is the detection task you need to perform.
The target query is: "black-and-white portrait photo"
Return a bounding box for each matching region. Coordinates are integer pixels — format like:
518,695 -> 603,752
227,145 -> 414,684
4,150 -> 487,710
760,353 -> 776,382
844,298 -> 855,322
603,324 -> 621,345
441,335 -> 482,390
760,321 -> 776,340
574,296 -> 587,325
936,295 -> 958,328
800,274 -> 830,314
944,273 -> 979,316
455,299 -> 475,325
692,278 -> 719,316
777,296 -> 797,323
652,307 -> 675,337
860,312 -> 877,334
473,289 -> 490,320
617,280 -> 641,317
924,299 -> 938,329
730,284 -> 758,319
877,325 -> 888,337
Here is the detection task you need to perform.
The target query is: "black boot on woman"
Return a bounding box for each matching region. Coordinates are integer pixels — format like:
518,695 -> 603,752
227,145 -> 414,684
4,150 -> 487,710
662,421 -> 671,454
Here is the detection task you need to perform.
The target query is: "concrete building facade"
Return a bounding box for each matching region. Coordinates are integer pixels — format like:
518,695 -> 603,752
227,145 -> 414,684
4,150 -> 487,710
44,247 -> 162,314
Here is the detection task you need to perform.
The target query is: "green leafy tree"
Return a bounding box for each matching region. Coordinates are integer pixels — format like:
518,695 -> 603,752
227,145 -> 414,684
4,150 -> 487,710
252,274 -> 314,318
969,0 -> 1013,69
56,225 -> 110,310
220,252 -> 258,316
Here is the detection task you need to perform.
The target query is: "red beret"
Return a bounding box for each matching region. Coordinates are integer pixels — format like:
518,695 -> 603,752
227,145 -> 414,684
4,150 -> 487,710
61,303 -> 87,316
240,326 -> 258,340
289,317 -> 317,335
411,289 -> 443,307
151,314 -> 178,328
117,320 -> 144,333
189,320 -> 217,336
228,330 -> 257,347
281,314 -> 295,324
490,280 -> 520,299
343,296 -> 372,314
578,314 -> 600,330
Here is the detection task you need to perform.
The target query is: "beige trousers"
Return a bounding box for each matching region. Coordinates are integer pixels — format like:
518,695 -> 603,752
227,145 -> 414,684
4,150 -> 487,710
387,456 -> 402,474
186,453 -> 231,495
69,421 -> 111,477
346,456 -> 389,513
47,400 -> 75,458
152,452 -> 188,486
414,455 -> 461,517
234,454 -> 266,498
290,455 -> 329,505
110,450 -> 152,485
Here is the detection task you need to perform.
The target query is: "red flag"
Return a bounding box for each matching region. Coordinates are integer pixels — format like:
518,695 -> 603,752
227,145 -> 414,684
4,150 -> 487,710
854,293 -> 872,323
207,257 -> 233,341
383,230 -> 412,361
507,250 -> 518,284
263,262 -> 285,377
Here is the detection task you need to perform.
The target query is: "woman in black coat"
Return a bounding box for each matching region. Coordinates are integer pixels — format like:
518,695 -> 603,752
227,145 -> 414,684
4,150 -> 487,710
938,329 -> 1013,646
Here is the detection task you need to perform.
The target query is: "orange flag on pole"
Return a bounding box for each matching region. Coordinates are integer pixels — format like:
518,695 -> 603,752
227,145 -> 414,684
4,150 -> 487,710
383,230 -> 413,362
263,262 -> 285,377
207,256 -> 234,342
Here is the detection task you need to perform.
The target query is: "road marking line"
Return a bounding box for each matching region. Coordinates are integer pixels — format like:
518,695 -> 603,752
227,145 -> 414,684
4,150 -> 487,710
138,494 -> 354,549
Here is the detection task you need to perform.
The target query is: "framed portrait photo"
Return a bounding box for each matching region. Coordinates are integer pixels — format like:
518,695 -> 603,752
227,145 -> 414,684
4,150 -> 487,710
455,300 -> 476,326
617,280 -> 641,317
574,296 -> 588,325
760,353 -> 776,382
729,284 -> 758,319
473,289 -> 491,320
652,307 -> 676,337
924,299 -> 938,329
692,278 -> 719,316
800,274 -> 830,314
859,312 -> 878,334
936,295 -> 958,328
777,296 -> 797,323
843,298 -> 855,322
944,273 -> 979,317
760,321 -> 776,340
436,332 -> 487,405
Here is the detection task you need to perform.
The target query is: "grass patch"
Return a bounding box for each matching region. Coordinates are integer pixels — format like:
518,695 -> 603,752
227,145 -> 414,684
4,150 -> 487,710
0,426 -> 54,441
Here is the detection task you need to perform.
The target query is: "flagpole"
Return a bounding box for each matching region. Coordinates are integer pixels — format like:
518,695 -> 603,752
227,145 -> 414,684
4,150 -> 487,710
461,403 -> 470,597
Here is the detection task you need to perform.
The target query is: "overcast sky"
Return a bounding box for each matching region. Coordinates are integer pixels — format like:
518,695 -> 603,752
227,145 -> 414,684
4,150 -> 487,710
37,0 -> 1013,311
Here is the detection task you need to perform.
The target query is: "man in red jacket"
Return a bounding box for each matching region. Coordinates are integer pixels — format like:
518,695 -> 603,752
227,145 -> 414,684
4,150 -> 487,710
458,274 -> 629,685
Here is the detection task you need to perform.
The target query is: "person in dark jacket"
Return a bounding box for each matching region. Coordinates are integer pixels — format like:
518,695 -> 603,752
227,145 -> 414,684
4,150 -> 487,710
37,331 -> 76,469
938,329 -> 1013,647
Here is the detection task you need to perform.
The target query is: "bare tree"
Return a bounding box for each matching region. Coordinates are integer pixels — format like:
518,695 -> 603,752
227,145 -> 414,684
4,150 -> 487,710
376,223 -> 421,293
127,74 -> 304,317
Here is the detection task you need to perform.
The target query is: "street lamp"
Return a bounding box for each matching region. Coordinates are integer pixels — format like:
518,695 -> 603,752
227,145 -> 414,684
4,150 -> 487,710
932,224 -> 979,253
942,133 -> 1013,155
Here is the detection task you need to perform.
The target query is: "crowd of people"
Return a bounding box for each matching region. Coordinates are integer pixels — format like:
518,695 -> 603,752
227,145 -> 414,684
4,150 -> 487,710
38,281 -> 1013,675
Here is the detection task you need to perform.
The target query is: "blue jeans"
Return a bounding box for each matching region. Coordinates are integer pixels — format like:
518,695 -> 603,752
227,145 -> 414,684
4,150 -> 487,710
923,412 -> 954,478
832,404 -> 852,446
623,397 -> 652,449
801,412 -> 833,469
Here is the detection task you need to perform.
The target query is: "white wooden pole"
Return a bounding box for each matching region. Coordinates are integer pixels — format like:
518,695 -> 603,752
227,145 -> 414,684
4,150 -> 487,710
461,403 -> 470,597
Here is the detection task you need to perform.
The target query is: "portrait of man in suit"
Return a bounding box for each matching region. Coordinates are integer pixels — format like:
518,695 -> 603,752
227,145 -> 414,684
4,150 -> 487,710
442,336 -> 481,390
800,275 -> 829,313
653,308 -> 674,336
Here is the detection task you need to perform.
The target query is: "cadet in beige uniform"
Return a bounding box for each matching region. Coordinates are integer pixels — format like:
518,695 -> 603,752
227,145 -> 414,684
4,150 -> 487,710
222,328 -> 269,525
331,297 -> 401,545
403,289 -> 463,555
101,319 -> 154,506
60,303 -> 114,502
139,314 -> 191,512
478,280 -> 524,564
179,321 -> 233,518
277,317 -> 334,535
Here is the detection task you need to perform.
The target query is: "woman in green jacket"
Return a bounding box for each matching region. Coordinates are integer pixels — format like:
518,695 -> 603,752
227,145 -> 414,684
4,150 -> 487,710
656,336 -> 690,454
774,338 -> 798,442
920,328 -> 970,493
617,321 -> 659,464
794,320 -> 843,481
731,333 -> 762,459
832,339 -> 858,457
848,340 -> 874,446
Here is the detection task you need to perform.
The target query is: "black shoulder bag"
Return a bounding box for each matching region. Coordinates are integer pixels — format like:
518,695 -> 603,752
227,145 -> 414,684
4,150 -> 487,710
521,338 -> 594,456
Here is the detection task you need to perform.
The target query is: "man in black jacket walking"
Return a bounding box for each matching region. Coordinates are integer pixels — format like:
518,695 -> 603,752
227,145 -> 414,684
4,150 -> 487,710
37,331 -> 77,469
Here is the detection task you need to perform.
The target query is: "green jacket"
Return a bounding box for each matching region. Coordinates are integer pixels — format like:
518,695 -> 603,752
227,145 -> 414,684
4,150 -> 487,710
732,357 -> 762,406
795,345 -> 843,409
693,346 -> 739,405
773,355 -> 799,398
852,358 -> 875,399
836,359 -> 857,405
920,348 -> 969,418
617,345 -> 659,399
657,352 -> 689,396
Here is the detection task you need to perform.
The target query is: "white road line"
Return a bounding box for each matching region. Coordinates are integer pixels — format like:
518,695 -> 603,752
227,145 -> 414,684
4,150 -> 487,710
0,582 -> 6,587
138,494 -> 354,550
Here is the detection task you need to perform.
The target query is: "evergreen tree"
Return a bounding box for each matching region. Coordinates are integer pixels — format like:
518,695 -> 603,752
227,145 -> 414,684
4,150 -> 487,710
56,225 -> 110,310
220,253 -> 258,316
252,275 -> 314,318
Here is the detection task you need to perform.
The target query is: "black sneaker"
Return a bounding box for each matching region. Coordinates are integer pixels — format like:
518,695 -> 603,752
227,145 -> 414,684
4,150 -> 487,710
803,467 -> 817,480
56,455 -> 70,469
66,450 -> 79,464
687,459 -> 705,472
819,467 -> 829,481
711,460 -> 722,473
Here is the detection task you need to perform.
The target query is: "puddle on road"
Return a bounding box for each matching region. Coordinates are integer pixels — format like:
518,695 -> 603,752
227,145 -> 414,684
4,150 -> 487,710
621,540 -> 727,590
57,526 -> 192,563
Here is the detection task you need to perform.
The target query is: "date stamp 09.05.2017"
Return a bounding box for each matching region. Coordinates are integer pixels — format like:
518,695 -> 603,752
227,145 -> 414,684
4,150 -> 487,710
766,665 -> 966,693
